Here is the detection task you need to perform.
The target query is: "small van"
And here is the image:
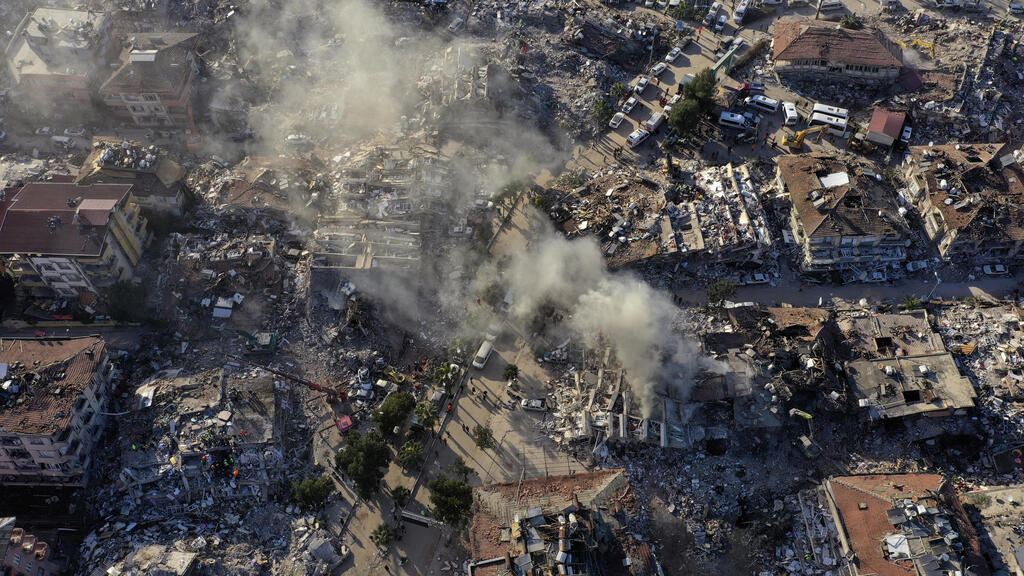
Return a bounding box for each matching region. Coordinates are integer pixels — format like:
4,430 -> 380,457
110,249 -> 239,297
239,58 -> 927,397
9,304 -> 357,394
733,0 -> 749,23
719,111 -> 749,129
703,2 -> 722,25
1009,3 -> 1024,13
746,94 -> 779,113
644,112 -> 666,133
783,101 -> 799,126
627,128 -> 651,148
715,14 -> 727,31
819,0 -> 844,10
472,334 -> 497,369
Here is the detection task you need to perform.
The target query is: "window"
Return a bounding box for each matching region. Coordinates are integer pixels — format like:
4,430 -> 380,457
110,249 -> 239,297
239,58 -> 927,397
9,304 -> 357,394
28,438 -> 46,446
129,105 -> 146,113
143,94 -> 159,102
122,94 -> 142,102
13,553 -> 21,566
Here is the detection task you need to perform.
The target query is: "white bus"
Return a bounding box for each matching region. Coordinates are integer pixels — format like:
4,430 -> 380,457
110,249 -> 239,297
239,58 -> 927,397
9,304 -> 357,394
811,103 -> 849,121
808,112 -> 848,137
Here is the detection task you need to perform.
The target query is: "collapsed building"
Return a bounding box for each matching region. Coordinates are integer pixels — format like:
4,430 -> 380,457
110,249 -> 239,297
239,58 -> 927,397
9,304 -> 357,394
0,337 -> 114,487
901,143 -> 1024,263
468,469 -> 661,576
777,153 -> 910,276
794,474 -> 987,576
76,138 -> 189,215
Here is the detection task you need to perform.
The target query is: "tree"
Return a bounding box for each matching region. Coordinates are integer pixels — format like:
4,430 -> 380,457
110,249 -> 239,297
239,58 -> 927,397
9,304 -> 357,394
335,430 -> 392,499
105,280 -> 148,323
396,440 -> 425,470
372,391 -> 416,433
448,456 -> 475,481
472,220 -> 494,253
668,99 -> 703,138
683,68 -> 717,111
705,279 -> 738,307
589,97 -> 613,128
668,2 -> 697,20
610,82 -> 628,102
415,401 -> 439,430
371,523 -> 395,548
481,282 -> 506,308
472,424 -> 496,450
292,475 -> 335,510
391,486 -> 412,508
900,294 -> 923,310
428,475 -> 474,528
502,364 -> 520,381
839,14 -> 864,29
434,362 -> 459,390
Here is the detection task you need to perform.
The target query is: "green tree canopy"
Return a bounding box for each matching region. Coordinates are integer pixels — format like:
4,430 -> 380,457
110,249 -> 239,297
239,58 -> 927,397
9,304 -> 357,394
335,430 -> 391,499
472,424 -> 496,450
502,364 -> 520,381
428,475 -> 474,528
106,280 -> 148,323
448,456 -> 475,481
396,440 -> 425,470
372,391 -> 416,433
391,486 -> 411,507
415,401 -> 440,429
292,475 -> 335,510
371,523 -> 395,548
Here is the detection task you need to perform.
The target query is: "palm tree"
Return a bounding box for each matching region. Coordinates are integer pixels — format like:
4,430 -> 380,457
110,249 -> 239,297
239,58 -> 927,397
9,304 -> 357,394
610,82 -> 628,103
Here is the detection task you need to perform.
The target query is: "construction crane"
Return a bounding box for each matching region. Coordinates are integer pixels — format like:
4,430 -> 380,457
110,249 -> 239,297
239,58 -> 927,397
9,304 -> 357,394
898,39 -> 935,59
780,125 -> 827,149
788,408 -> 814,439
227,354 -> 346,403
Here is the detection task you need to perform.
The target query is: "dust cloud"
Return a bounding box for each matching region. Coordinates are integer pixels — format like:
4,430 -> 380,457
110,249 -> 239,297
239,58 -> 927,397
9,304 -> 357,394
506,229 -> 724,416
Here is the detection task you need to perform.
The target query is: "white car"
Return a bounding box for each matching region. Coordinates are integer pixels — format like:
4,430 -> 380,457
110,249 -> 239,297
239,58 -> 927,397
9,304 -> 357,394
644,0 -> 654,7
622,97 -> 638,114
984,264 -> 1009,276
900,125 -> 913,144
743,272 -> 769,285
906,260 -> 929,272
521,398 -> 548,412
663,105 -> 673,116
634,77 -> 650,94
609,112 -> 626,129
63,127 -> 86,137
448,17 -> 464,32
285,134 -> 311,144
651,62 -> 668,77
664,48 -> 681,62
35,127 -> 52,136
626,128 -> 650,148
668,94 -> 682,106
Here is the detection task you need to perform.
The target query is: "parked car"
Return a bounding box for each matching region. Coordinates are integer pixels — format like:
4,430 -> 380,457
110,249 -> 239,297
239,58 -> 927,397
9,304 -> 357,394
634,77 -> 650,94
906,260 -> 929,272
743,272 -> 769,285
668,94 -> 682,106
664,47 -> 681,62
984,264 -> 1009,276
864,271 -> 887,283
521,398 -> 548,412
626,128 -> 650,148
622,97 -> 638,114
715,14 -> 727,31
900,125 -> 913,144
734,130 -> 757,144
609,112 -> 626,129
35,127 -> 52,136
1009,3 -> 1024,12
285,134 -> 312,145
448,17 -> 465,32
63,127 -> 87,137
650,62 -> 668,76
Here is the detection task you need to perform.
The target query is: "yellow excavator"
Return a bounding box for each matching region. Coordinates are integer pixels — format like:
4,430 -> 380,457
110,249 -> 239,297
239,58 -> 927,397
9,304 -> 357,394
898,39 -> 935,59
789,408 -> 822,459
780,125 -> 827,150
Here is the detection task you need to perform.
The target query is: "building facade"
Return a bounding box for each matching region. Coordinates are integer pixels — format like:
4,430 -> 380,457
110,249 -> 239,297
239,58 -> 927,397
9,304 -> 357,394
777,154 -> 910,272
773,18 -> 903,86
0,337 -> 113,486
98,33 -> 200,127
0,182 -> 150,297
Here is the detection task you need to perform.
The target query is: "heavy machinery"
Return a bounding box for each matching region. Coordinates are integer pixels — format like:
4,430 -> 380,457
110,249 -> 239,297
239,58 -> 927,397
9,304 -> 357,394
227,354 -> 346,403
780,125 -> 827,149
218,328 -> 280,354
383,365 -> 406,384
788,408 -> 814,439
848,131 -> 877,154
898,39 -> 935,59
789,408 -> 822,459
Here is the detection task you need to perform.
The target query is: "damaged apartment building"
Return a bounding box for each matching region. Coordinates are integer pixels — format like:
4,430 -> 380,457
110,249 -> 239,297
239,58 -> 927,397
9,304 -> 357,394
839,309 -> 977,424
0,182 -> 150,298
901,143 -> 1024,263
793,474 -> 986,576
777,153 -> 910,277
468,469 -> 661,576
76,138 -> 189,215
0,337 -> 115,486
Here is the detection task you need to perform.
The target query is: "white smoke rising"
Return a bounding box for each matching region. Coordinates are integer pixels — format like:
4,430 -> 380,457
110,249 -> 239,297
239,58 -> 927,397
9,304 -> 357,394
507,230 -> 723,416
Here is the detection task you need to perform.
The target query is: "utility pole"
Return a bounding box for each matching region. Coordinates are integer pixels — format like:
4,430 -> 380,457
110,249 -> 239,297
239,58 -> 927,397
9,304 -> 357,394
814,0 -> 823,19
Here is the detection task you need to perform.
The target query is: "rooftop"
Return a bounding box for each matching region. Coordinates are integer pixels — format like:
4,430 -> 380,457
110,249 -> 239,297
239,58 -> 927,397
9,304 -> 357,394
867,108 -> 906,140
773,18 -> 903,68
839,310 -> 945,357
0,337 -> 106,435
99,33 -> 198,95
847,352 -> 976,419
4,8 -> 108,80
779,154 -> 906,239
76,138 -> 185,200
0,182 -> 133,257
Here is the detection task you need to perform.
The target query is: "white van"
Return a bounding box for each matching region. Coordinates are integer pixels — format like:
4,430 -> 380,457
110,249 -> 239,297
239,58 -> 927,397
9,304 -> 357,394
819,0 -> 844,10
627,128 -> 650,148
719,111 -> 750,129
472,334 -> 497,369
704,2 -> 722,25
644,112 -> 666,132
783,101 -> 799,126
733,0 -> 749,23
746,94 -> 779,113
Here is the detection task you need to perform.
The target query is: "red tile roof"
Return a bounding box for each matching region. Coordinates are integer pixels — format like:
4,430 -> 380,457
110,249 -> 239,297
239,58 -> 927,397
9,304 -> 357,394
868,108 -> 906,139
828,474 -> 945,576
773,18 -> 902,68
0,183 -> 132,257
0,337 -> 106,435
